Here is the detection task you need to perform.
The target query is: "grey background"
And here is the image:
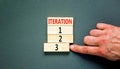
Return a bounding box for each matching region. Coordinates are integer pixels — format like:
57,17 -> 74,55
0,0 -> 120,69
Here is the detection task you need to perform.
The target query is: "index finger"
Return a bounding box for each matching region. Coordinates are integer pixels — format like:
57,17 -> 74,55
70,44 -> 104,57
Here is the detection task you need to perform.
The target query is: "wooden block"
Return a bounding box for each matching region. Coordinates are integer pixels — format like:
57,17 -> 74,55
47,34 -> 73,43
48,26 -> 73,34
47,17 -> 73,26
44,43 -> 69,52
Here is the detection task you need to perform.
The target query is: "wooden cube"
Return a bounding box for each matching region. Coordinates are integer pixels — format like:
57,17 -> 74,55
48,26 -> 73,34
44,43 -> 70,52
47,17 -> 73,26
47,34 -> 73,43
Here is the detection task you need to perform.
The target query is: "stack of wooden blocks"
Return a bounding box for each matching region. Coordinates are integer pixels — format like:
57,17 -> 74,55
44,17 -> 73,52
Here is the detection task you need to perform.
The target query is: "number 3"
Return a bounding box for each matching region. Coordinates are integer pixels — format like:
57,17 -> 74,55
55,44 -> 58,51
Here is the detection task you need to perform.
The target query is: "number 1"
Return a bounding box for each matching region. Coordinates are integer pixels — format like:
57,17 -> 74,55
59,27 -> 62,34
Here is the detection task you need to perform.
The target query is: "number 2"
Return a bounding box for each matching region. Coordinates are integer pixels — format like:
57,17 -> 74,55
59,35 -> 62,42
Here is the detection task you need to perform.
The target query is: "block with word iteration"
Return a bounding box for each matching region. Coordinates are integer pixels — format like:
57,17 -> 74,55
44,17 -> 73,52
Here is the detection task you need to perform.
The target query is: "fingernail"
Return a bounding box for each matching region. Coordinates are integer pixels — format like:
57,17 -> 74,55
70,45 -> 74,49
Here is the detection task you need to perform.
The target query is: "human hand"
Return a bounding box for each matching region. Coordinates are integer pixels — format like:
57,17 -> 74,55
70,23 -> 120,61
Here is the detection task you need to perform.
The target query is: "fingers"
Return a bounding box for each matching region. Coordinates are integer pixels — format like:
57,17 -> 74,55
84,36 -> 99,45
70,44 -> 101,56
90,23 -> 115,36
90,29 -> 104,36
96,23 -> 115,30
85,23 -> 114,45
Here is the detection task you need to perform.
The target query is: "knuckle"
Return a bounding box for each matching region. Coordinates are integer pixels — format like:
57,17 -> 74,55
98,48 -> 106,56
82,46 -> 88,53
99,38 -> 108,45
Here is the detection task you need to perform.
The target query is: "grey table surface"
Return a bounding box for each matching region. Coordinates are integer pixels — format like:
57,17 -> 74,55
0,0 -> 120,69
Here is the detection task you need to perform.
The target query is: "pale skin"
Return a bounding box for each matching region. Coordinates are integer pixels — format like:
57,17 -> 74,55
70,23 -> 120,61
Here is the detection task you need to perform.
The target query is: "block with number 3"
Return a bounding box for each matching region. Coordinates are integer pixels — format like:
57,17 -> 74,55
44,43 -> 69,52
